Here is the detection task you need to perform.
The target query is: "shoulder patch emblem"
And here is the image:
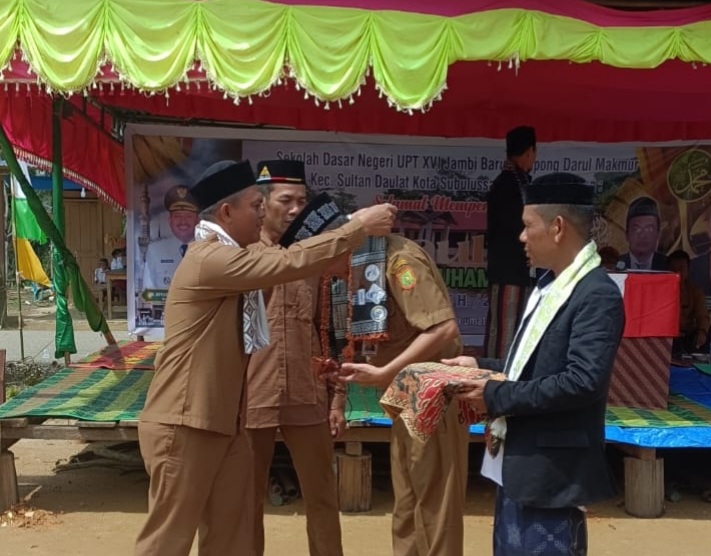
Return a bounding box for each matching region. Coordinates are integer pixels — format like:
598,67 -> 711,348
396,266 -> 416,290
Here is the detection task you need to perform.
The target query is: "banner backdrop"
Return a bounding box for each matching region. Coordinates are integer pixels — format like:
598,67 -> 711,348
125,126 -> 711,344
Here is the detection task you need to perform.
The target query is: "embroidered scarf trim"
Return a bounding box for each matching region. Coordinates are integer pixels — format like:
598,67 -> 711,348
318,236 -> 389,366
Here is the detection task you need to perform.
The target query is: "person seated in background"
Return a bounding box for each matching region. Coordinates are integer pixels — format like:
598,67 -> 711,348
109,248 -> 127,304
669,250 -> 710,355
110,248 -> 126,270
598,246 -> 620,271
93,257 -> 109,308
94,258 -> 109,284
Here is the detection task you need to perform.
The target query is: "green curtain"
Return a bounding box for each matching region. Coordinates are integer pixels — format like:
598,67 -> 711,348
51,98 -> 77,359
0,1 -> 710,110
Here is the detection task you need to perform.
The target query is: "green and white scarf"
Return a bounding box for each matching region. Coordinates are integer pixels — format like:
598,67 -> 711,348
194,220 -> 269,354
489,241 -> 601,444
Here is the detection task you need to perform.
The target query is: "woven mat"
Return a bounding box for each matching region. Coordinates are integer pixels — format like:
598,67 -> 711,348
348,386 -> 711,429
4,366 -> 711,428
0,367 -> 152,421
70,341 -> 161,370
606,395 -> 711,428
345,384 -> 387,421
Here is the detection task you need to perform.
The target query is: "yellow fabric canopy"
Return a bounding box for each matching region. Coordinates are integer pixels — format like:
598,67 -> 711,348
1,0 -> 711,109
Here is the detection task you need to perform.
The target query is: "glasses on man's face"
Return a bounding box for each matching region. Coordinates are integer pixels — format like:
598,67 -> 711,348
630,225 -> 658,236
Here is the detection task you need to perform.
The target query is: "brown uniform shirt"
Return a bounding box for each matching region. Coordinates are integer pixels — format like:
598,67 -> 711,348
140,220 -> 365,436
371,235 -> 462,368
245,233 -> 330,428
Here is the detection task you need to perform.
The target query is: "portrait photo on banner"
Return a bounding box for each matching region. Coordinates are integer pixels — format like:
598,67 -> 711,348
595,145 -> 711,287
126,134 -> 243,335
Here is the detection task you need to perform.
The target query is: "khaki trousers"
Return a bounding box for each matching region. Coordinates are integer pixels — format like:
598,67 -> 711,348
247,422 -> 343,556
391,402 -> 469,556
135,421 -> 255,556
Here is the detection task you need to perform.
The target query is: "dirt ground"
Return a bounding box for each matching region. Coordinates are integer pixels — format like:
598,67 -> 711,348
4,285 -> 108,332
3,292 -> 711,554
1,440 -> 711,555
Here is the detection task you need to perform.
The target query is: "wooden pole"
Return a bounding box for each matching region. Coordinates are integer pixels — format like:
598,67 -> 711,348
14,261 -> 24,360
0,169 -> 6,329
336,442 -> 372,512
10,193 -> 24,360
0,348 -> 19,512
0,348 -> 6,403
624,456 -> 665,518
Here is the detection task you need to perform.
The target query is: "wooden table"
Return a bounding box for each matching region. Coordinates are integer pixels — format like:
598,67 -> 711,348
105,270 -> 127,319
0,417 -> 666,516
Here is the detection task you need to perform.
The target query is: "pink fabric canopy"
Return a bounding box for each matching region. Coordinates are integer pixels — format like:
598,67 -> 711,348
3,0 -> 711,207
100,59 -> 711,143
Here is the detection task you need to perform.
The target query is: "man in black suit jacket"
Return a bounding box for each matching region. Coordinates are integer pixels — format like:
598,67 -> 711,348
485,126 -> 537,359
447,173 -> 625,556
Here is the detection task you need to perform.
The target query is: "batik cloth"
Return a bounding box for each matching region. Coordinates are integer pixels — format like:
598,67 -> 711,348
380,361 -> 505,442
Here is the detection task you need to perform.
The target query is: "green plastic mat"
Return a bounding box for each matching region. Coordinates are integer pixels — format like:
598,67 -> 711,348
694,363 -> 711,377
3,367 -> 711,429
605,395 -> 711,428
344,384 -> 388,421
0,367 -> 152,422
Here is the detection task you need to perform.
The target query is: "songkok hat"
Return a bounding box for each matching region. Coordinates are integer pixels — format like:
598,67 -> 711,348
256,159 -> 307,186
164,185 -> 198,213
523,172 -> 594,206
506,126 -> 536,157
190,160 -> 257,211
626,196 -> 660,227
279,193 -> 344,247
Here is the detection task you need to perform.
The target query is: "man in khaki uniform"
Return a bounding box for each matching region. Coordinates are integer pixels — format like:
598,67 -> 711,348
134,159 -> 396,556
335,234 -> 465,556
245,160 -> 345,556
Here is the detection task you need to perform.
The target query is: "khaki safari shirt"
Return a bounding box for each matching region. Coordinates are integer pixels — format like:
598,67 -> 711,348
140,220 -> 365,436
371,234 -> 462,368
245,233 -> 345,429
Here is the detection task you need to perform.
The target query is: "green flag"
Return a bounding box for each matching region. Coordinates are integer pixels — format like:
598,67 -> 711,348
0,118 -> 111,360
10,163 -> 47,243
